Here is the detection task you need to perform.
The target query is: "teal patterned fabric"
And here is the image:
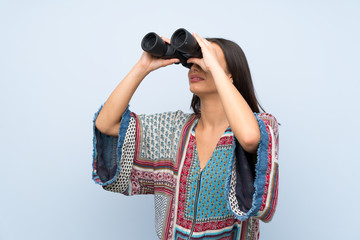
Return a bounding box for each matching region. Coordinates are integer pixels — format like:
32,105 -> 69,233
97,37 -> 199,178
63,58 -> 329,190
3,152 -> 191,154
184,126 -> 234,222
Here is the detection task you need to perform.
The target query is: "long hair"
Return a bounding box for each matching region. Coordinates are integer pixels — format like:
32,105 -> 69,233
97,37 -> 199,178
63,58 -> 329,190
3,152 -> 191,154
190,38 -> 265,117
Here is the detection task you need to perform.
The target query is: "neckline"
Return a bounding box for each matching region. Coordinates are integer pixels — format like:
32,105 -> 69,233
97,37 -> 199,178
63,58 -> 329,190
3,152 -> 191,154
191,119 -> 232,171
191,118 -> 231,134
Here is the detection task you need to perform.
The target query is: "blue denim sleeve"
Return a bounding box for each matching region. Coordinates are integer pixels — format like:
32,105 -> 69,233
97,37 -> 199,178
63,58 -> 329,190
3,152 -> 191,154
92,105 -> 132,186
225,112 -> 279,222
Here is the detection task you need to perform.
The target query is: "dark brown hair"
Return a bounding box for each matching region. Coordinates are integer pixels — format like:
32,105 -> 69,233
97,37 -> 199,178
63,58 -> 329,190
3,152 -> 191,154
190,38 -> 265,117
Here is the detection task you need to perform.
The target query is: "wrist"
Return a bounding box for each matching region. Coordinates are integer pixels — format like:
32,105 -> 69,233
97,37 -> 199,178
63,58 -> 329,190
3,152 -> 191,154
133,62 -> 151,78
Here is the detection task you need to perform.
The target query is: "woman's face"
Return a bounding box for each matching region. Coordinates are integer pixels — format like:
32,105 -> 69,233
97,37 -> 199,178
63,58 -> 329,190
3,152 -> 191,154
188,43 -> 230,97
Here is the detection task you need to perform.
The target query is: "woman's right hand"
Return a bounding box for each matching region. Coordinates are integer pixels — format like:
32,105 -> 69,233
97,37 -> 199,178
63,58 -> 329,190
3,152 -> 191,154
136,36 -> 180,74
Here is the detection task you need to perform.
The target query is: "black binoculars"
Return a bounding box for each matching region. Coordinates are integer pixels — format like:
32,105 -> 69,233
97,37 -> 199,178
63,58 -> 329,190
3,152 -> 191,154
141,28 -> 202,68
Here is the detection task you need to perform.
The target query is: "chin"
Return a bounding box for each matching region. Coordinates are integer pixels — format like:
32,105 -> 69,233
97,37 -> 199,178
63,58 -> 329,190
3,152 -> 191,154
189,86 -> 202,96
189,90 -> 213,99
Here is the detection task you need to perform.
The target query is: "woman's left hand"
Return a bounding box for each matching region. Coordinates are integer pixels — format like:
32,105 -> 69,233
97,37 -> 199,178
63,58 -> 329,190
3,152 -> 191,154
187,33 -> 223,73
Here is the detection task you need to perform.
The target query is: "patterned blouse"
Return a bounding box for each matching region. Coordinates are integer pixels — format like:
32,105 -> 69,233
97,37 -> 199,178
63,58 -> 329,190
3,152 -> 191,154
92,106 -> 279,240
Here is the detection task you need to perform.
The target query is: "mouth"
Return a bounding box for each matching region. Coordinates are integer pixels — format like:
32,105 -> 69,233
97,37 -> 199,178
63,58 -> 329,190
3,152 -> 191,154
190,75 -> 204,83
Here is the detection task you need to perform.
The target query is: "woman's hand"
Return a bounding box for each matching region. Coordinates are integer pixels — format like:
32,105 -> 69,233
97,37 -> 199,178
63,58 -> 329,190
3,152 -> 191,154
136,35 -> 179,75
187,33 -> 223,73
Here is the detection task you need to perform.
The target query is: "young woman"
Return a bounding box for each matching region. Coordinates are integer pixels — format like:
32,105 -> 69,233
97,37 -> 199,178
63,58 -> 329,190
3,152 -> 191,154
92,32 -> 279,240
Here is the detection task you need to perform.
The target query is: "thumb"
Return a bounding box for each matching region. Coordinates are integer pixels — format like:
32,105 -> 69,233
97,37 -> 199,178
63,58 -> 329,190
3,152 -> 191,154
162,58 -> 180,66
187,58 -> 201,65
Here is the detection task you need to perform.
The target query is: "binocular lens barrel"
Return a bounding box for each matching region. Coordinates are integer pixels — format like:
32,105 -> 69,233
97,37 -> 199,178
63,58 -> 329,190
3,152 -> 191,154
171,28 -> 200,55
141,32 -> 167,57
171,29 -> 187,48
142,33 -> 157,50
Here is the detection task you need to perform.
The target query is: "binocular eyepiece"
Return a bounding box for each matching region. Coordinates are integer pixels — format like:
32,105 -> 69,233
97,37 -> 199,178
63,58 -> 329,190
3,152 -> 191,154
141,28 -> 202,68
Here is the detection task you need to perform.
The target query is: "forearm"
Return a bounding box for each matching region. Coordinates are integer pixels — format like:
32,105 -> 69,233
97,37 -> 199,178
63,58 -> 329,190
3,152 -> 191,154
211,67 -> 260,153
95,62 -> 149,135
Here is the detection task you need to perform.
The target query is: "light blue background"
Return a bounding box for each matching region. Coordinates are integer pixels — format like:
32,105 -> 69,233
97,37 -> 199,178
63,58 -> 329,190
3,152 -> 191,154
1,1 -> 359,239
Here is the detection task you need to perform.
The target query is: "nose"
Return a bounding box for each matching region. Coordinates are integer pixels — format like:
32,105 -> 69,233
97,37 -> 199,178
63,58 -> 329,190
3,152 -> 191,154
190,63 -> 201,72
